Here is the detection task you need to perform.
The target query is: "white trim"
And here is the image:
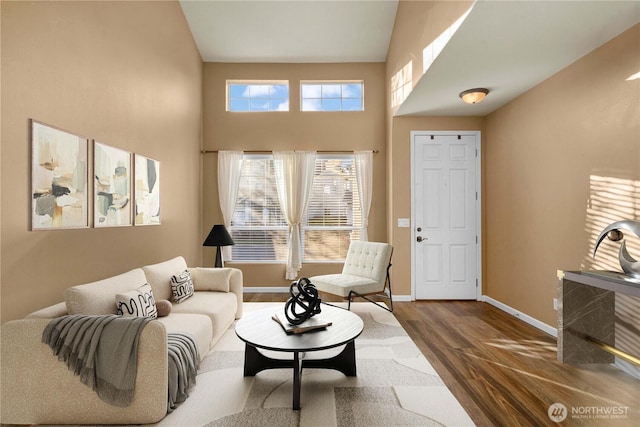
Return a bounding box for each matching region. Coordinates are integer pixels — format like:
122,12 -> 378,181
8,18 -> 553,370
615,359 -> 640,380
244,287 -> 289,293
410,131 -> 483,301
243,287 -> 412,303
482,295 -> 557,337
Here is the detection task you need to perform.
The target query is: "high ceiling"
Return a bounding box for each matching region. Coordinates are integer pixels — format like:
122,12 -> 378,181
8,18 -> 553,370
180,0 -> 640,116
180,0 -> 398,63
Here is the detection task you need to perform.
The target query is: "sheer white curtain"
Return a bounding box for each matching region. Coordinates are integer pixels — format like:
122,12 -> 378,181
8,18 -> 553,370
273,150 -> 317,280
217,151 -> 243,261
354,150 -> 373,241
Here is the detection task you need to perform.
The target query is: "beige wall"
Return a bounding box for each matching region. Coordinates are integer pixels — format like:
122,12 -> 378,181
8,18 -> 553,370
201,62 -> 387,287
385,2 -> 639,328
484,24 -> 640,326
0,1 -> 203,322
385,1 -> 482,297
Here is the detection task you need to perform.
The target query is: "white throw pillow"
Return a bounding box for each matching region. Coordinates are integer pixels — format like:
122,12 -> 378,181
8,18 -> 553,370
170,270 -> 194,303
115,283 -> 158,318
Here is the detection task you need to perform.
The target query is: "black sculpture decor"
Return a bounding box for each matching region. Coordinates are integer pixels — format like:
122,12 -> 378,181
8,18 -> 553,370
284,278 -> 322,325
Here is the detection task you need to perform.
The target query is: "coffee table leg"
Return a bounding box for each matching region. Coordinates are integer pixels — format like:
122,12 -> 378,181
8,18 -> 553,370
293,351 -> 301,410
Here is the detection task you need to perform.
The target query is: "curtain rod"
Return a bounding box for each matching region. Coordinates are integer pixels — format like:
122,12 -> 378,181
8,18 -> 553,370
201,149 -> 379,154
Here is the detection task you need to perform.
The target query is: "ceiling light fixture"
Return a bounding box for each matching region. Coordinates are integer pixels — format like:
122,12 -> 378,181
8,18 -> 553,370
459,88 -> 489,104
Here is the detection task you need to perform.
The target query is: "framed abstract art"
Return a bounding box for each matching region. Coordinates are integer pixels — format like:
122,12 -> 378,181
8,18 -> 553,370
94,142 -> 132,227
31,120 -> 89,230
134,154 -> 160,225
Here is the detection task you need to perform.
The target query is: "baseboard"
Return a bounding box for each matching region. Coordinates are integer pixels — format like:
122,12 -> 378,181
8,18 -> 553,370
615,359 -> 640,380
481,295 -> 557,337
244,287 -> 290,293
243,287 -> 412,303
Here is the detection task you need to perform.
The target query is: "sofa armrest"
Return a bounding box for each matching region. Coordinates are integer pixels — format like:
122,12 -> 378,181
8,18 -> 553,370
25,302 -> 68,318
228,268 -> 243,319
1,319 -> 168,425
190,267 -> 243,319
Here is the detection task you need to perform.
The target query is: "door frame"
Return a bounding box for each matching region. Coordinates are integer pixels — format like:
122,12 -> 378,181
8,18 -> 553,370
410,130 -> 483,300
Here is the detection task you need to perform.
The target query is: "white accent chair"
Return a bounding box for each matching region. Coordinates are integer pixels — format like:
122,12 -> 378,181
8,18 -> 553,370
310,241 -> 393,312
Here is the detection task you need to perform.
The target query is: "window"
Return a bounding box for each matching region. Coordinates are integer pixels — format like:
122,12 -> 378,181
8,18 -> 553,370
227,80 -> 289,112
230,157 -> 288,261
303,156 -> 361,260
301,81 -> 364,111
229,155 -> 362,262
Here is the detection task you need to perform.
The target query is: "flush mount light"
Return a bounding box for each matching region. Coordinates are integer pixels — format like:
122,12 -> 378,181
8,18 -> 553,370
459,88 -> 489,104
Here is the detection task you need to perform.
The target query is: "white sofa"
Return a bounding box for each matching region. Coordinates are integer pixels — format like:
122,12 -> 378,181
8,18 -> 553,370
0,256 -> 243,425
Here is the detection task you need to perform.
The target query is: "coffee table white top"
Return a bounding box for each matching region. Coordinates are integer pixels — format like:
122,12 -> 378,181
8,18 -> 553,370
235,304 -> 364,353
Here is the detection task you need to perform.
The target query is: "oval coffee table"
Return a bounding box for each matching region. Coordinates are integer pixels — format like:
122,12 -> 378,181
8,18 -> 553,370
235,304 -> 364,410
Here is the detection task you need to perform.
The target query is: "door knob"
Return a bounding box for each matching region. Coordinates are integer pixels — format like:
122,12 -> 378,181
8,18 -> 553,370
417,236 -> 424,242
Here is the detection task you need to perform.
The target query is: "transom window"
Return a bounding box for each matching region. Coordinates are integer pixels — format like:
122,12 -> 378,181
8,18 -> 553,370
300,81 -> 364,112
230,154 -> 361,262
227,80 -> 289,112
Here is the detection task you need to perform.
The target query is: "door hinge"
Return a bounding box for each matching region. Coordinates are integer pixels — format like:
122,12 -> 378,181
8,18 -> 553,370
476,235 -> 478,244
476,279 -> 478,287
475,191 -> 478,200
475,148 -> 478,157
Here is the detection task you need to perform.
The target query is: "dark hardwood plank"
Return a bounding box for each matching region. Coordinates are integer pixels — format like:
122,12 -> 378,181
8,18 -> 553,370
246,295 -> 639,426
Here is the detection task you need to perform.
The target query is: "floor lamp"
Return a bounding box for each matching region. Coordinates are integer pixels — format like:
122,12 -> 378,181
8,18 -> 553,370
203,224 -> 235,267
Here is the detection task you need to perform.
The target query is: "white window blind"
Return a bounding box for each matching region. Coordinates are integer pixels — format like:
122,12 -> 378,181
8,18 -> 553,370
303,156 -> 361,261
229,154 -> 362,262
230,157 -> 288,261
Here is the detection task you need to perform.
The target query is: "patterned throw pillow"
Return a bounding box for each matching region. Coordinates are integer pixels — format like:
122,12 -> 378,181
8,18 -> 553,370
170,269 -> 194,304
115,283 -> 158,318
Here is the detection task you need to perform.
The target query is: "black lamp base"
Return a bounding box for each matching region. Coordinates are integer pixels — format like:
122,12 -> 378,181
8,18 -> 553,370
215,246 -> 223,268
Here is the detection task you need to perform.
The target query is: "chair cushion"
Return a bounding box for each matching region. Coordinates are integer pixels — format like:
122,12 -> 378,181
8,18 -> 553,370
311,273 -> 382,298
342,241 -> 392,283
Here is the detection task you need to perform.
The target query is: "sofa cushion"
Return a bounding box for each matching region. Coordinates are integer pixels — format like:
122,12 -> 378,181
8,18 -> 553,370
155,313 -> 213,360
115,283 -> 158,318
170,270 -> 194,303
170,292 -> 237,346
189,268 -> 231,292
64,269 -> 147,315
142,256 -> 188,301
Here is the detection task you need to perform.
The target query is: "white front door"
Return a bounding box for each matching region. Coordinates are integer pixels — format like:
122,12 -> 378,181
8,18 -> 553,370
412,131 -> 480,300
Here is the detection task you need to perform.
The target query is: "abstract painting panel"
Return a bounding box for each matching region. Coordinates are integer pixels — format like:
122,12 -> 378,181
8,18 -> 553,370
94,142 -> 132,227
31,121 -> 89,230
135,154 -> 160,225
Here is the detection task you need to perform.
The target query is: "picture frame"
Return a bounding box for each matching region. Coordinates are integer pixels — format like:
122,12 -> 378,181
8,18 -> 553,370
134,154 -> 160,225
94,141 -> 132,227
31,120 -> 89,230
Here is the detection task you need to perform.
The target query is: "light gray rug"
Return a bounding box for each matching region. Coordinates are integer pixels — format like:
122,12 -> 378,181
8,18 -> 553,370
153,302 -> 475,427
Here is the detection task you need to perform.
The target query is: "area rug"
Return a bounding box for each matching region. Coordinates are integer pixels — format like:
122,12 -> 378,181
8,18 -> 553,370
152,302 -> 475,427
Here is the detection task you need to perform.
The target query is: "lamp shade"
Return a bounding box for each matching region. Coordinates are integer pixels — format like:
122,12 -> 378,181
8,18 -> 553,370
203,224 -> 235,247
203,225 -> 234,268
459,88 -> 489,104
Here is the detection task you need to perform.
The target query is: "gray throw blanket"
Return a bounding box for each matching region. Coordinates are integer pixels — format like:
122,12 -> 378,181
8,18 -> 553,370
167,333 -> 200,413
42,314 -> 151,407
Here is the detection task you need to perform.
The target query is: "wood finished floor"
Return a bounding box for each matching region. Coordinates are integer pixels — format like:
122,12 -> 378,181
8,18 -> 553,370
245,293 -> 639,426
